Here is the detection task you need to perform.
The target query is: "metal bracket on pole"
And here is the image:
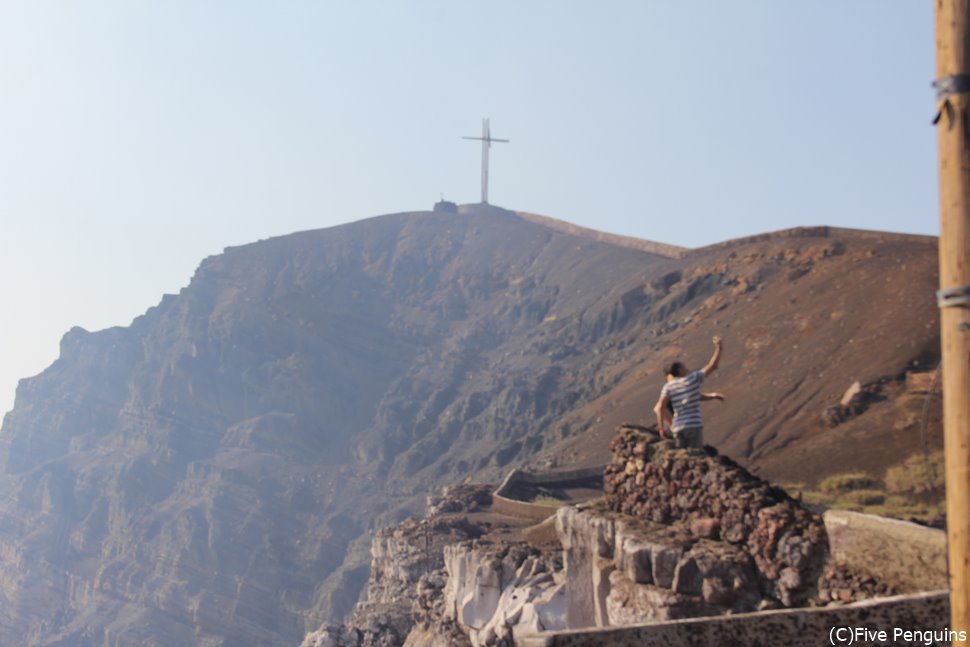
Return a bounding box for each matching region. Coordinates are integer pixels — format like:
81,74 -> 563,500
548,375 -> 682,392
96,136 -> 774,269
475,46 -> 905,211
932,75 -> 970,125
937,285 -> 970,308
934,74 -> 970,100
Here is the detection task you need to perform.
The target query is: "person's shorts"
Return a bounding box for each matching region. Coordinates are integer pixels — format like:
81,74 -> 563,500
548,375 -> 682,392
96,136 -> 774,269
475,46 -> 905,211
673,427 -> 704,449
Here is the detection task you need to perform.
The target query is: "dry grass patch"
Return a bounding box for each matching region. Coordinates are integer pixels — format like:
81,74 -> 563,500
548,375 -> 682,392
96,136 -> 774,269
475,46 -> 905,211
884,450 -> 944,496
818,472 -> 879,495
531,494 -> 565,507
839,489 -> 886,506
785,452 -> 944,525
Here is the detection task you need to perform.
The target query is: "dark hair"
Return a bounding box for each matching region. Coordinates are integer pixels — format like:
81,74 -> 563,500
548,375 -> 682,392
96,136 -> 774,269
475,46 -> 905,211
664,361 -> 687,378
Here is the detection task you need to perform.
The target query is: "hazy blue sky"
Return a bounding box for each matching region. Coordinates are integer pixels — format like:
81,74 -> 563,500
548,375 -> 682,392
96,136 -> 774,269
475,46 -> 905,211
0,2 -> 937,416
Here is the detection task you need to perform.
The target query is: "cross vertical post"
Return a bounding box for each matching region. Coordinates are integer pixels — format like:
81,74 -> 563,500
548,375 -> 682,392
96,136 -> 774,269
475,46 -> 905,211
462,118 -> 509,204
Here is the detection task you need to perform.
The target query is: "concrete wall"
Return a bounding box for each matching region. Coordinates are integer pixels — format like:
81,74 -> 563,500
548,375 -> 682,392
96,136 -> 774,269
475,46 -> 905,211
517,591 -> 951,647
491,466 -> 605,523
822,510 -> 947,592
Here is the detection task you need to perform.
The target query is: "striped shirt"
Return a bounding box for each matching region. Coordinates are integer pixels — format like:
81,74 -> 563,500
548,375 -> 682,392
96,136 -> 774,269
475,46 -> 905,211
661,370 -> 705,433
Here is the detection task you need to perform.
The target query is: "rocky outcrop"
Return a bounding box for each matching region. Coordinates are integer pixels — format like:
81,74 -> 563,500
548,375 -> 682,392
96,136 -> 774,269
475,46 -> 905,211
303,475 -> 567,647
821,380 -> 885,427
300,515 -> 482,647
603,426 -> 828,608
0,207 -> 679,645
443,541 -> 565,645
426,483 -> 494,518
555,503 -> 615,628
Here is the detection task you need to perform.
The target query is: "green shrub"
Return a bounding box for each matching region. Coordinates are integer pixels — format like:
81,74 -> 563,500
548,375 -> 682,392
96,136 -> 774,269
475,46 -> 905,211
819,472 -> 879,494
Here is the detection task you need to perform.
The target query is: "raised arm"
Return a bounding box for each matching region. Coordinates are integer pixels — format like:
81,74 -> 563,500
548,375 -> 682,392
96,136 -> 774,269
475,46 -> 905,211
701,335 -> 723,376
700,392 -> 725,402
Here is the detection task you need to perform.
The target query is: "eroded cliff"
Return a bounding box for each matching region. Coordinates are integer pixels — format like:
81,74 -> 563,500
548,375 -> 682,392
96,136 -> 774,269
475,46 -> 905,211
0,208 -> 941,645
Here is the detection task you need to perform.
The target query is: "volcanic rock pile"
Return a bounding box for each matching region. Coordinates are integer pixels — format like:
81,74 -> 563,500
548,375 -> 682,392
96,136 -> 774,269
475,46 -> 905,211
603,425 -> 828,607
426,483 -> 494,517
816,563 -> 897,604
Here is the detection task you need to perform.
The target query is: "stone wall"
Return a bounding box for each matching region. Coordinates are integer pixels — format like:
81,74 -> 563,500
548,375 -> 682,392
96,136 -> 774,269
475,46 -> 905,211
823,509 -> 947,592
603,426 -> 828,607
491,466 -> 605,523
556,503 -> 773,630
517,590 -> 951,647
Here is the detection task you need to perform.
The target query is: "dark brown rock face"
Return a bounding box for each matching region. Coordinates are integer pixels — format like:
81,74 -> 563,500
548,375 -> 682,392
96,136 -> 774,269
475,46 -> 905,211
0,207 -> 672,646
604,426 -> 828,606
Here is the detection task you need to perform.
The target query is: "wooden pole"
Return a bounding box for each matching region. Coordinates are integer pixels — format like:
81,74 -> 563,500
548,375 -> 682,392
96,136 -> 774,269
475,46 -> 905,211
935,0 -> 970,635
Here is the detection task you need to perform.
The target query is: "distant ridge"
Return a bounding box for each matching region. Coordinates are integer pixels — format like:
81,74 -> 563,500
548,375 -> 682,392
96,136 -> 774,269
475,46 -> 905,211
509,208 -> 686,259
682,226 -> 938,258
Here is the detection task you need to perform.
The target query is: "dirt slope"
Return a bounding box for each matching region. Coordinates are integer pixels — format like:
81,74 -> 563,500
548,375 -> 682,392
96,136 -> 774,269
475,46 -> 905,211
0,206 -> 939,645
543,225 -> 940,486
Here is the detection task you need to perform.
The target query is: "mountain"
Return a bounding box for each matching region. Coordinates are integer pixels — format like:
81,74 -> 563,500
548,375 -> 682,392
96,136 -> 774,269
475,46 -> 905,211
0,205 -> 940,646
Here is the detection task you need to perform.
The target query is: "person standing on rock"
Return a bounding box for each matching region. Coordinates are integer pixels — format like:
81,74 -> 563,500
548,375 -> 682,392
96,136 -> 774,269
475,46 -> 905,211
653,335 -> 723,449
660,375 -> 725,428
